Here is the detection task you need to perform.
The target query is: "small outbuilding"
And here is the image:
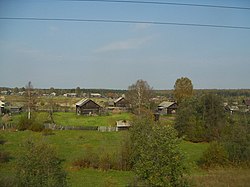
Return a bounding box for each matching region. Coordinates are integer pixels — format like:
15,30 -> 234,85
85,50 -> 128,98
114,97 -> 129,108
116,120 -> 131,130
76,98 -> 102,115
157,101 -> 177,114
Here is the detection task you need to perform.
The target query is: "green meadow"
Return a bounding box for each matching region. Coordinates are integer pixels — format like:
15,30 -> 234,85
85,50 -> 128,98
1,130 -> 250,186
1,111 -> 250,186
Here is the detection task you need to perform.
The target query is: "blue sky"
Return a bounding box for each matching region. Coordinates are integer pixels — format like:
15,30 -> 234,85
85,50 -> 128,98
0,0 -> 250,89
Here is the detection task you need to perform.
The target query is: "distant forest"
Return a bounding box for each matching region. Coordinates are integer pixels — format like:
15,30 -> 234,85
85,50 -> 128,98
1,87 -> 250,98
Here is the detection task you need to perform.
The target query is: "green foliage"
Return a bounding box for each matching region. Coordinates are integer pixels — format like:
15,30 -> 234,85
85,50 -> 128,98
15,139 -> 67,187
198,141 -> 229,168
0,135 -> 11,163
175,94 -> 226,142
200,94 -> 226,141
126,79 -> 154,114
222,124 -> 250,165
72,137 -> 132,171
174,77 -> 193,103
175,97 -> 205,142
130,114 -> 189,186
17,113 -> 45,132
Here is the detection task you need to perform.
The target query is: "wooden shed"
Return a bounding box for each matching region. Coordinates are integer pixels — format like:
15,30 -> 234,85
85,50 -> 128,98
157,101 -> 178,114
76,98 -> 102,115
114,97 -> 129,108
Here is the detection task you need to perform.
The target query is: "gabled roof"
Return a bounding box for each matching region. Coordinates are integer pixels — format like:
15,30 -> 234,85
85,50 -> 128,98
114,97 -> 125,103
76,98 -> 101,107
158,101 -> 176,108
76,98 -> 90,107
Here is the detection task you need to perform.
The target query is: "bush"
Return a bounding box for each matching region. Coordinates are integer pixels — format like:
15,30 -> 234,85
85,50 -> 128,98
130,114 -> 189,187
17,113 -> 45,132
15,139 -> 67,187
222,124 -> 250,165
198,141 -> 229,168
17,114 -> 32,131
72,139 -> 132,171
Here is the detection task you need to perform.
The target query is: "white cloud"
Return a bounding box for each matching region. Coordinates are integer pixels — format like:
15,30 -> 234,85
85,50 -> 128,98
95,36 -> 153,53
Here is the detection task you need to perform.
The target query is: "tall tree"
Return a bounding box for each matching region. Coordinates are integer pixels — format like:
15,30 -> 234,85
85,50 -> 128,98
130,113 -> 188,186
126,79 -> 153,114
25,81 -> 36,119
75,87 -> 81,97
174,77 -> 193,103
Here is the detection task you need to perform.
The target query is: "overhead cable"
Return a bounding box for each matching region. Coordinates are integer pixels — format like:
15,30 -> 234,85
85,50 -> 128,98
1,17 -> 250,30
60,0 -> 250,10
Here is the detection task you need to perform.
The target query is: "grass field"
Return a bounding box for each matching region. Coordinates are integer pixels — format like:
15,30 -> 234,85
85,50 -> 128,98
53,112 -> 132,127
1,130 -> 249,186
8,112 -> 132,127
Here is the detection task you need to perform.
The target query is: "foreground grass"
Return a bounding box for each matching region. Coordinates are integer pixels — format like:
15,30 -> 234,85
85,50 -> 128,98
1,130 -> 249,186
191,168 -> 250,187
0,130 -> 133,186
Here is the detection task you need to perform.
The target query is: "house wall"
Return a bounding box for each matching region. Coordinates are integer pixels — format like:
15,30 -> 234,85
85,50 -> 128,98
114,98 -> 128,108
76,100 -> 101,115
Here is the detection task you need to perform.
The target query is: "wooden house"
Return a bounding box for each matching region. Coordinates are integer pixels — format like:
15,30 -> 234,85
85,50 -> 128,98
114,97 -> 129,108
157,101 -> 177,114
76,98 -> 102,115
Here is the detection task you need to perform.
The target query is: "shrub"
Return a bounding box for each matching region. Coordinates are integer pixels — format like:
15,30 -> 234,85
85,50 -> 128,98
222,124 -> 250,165
15,139 -> 67,187
198,141 -> 229,168
17,113 -> 45,132
17,114 -> 32,131
130,114 -> 189,187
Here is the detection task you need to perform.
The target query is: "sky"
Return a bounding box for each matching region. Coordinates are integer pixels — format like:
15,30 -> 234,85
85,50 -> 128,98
0,0 -> 250,89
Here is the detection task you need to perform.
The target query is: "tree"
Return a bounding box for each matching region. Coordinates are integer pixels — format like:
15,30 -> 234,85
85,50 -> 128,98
175,93 -> 226,142
75,87 -> 81,97
174,77 -> 193,103
25,81 -> 36,119
13,87 -> 19,93
201,93 -> 226,141
130,112 -> 189,186
126,79 -> 153,114
16,140 -> 67,187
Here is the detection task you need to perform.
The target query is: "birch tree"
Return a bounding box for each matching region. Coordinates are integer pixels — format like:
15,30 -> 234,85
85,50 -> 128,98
25,81 -> 36,119
126,80 -> 153,115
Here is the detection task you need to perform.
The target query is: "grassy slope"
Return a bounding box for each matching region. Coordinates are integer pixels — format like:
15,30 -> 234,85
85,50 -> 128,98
0,130 -> 134,186
1,129 -> 249,186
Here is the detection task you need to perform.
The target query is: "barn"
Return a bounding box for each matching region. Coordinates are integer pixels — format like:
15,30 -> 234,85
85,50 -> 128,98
76,98 -> 102,115
157,101 -> 178,114
114,97 -> 129,108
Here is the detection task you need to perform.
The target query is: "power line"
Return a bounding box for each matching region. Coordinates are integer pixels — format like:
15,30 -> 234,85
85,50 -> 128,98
60,0 -> 250,10
1,17 -> 250,30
